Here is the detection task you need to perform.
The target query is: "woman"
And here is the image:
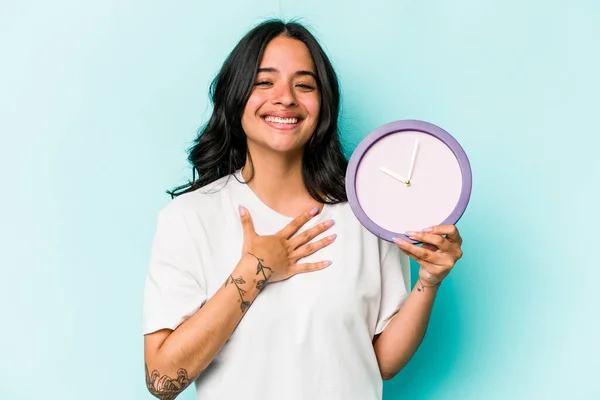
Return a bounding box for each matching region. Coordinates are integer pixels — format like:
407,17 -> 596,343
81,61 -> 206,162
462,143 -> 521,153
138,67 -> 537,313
143,19 -> 463,400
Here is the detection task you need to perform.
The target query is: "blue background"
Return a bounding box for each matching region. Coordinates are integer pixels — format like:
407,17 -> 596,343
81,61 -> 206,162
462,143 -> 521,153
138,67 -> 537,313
1,1 -> 598,399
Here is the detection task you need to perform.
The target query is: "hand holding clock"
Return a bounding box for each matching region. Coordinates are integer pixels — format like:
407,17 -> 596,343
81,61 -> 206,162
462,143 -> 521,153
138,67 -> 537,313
393,225 -> 463,287
346,120 -> 472,288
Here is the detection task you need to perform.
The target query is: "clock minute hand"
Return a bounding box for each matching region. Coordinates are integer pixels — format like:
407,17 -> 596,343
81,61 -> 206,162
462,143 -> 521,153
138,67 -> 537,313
407,138 -> 419,181
380,167 -> 410,186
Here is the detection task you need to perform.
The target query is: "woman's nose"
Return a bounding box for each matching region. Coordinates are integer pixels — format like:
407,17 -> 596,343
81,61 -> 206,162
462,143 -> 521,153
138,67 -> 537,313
271,83 -> 297,107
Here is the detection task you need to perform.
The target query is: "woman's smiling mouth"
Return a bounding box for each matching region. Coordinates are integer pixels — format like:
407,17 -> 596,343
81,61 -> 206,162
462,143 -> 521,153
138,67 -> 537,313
262,115 -> 302,130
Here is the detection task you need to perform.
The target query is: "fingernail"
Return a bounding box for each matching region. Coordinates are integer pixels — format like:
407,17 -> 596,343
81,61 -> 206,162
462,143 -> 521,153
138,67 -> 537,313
324,219 -> 335,227
405,231 -> 417,238
321,260 -> 332,267
328,234 -> 337,241
238,206 -> 247,216
422,227 -> 433,232
309,207 -> 319,216
393,237 -> 404,245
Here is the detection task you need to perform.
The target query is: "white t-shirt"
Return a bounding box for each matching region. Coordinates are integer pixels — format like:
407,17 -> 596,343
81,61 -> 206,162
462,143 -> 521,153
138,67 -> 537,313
143,170 -> 411,400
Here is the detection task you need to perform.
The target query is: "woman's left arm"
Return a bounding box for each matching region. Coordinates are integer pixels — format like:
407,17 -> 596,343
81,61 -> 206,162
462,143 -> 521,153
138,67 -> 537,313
373,224 -> 464,380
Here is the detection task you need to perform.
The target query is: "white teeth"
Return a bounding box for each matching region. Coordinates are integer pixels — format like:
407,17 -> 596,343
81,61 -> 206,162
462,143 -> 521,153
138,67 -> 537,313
265,116 -> 298,124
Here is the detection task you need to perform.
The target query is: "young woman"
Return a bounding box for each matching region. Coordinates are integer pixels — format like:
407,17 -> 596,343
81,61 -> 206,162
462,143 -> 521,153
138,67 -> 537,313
143,19 -> 464,400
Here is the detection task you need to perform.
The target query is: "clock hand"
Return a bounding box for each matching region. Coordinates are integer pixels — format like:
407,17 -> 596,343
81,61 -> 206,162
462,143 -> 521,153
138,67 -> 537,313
380,167 -> 410,186
407,138 -> 419,181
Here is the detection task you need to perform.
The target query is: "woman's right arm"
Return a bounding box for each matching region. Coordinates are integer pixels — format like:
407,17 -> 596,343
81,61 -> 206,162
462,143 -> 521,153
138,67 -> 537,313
144,253 -> 265,399
144,206 -> 336,400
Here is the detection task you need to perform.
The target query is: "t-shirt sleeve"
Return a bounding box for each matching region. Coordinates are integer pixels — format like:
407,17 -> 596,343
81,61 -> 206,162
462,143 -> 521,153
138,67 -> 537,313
142,204 -> 207,335
374,239 -> 411,335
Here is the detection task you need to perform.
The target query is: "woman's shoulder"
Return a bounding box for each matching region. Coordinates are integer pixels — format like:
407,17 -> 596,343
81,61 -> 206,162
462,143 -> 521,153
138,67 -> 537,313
325,200 -> 354,221
159,174 -> 239,218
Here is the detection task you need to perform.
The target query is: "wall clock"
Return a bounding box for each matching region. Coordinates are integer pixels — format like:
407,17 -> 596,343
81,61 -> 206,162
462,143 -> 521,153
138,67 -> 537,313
346,120 -> 472,244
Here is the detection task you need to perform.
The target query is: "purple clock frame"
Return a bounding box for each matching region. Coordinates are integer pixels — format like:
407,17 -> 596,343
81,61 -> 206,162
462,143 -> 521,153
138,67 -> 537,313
345,119 -> 473,244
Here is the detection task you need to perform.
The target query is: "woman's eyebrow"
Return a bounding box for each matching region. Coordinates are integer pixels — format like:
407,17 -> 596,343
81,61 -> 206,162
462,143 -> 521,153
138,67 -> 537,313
257,67 -> 317,80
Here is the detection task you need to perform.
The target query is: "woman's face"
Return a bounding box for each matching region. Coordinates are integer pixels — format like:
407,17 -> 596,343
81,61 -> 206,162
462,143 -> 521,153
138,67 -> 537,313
241,36 -> 321,156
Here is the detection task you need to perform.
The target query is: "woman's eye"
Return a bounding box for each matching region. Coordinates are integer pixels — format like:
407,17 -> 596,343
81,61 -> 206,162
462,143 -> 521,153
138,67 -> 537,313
296,83 -> 315,90
254,81 -> 272,87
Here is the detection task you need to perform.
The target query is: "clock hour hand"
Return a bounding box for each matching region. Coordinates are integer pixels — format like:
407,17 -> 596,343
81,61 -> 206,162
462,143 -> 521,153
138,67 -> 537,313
380,167 -> 410,186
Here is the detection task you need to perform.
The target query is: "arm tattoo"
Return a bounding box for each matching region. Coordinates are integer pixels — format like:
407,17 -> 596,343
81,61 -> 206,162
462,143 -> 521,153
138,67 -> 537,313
248,252 -> 272,290
225,274 -> 251,313
222,253 -> 273,313
145,363 -> 192,400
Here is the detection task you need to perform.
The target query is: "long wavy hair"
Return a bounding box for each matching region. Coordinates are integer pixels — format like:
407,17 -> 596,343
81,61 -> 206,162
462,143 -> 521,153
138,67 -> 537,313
168,19 -> 348,204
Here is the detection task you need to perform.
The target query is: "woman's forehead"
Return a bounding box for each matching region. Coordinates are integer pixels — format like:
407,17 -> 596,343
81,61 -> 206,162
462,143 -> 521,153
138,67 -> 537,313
258,36 -> 316,73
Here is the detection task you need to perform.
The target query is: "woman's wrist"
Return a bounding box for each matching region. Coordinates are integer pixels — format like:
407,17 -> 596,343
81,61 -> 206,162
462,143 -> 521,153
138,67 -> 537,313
245,252 -> 273,289
235,252 -> 273,289
416,277 -> 441,292
416,267 -> 444,292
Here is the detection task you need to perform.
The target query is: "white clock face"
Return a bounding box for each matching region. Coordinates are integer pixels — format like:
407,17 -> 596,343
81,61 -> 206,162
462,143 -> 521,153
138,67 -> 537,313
355,130 -> 463,233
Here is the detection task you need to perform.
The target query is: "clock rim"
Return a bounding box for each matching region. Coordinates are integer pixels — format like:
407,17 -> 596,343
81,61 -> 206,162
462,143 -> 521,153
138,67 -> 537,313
345,119 -> 472,244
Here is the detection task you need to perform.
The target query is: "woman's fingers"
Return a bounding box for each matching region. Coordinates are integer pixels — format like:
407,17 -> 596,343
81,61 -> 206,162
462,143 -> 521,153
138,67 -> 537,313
423,224 -> 462,244
398,247 -> 446,278
289,219 -> 335,249
394,238 -> 446,266
238,206 -> 256,239
289,260 -> 332,276
406,229 -> 463,260
404,231 -> 449,251
291,233 -> 337,260
277,207 -> 321,239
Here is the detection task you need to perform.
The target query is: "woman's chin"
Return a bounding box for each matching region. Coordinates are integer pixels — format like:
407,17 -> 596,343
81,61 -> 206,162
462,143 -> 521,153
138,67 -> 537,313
270,144 -> 304,154
263,140 -> 306,155
247,133 -> 310,156
258,134 -> 305,153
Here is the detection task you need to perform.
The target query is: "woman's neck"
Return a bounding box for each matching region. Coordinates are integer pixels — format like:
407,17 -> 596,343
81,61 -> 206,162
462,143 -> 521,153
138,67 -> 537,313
241,150 -> 322,217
